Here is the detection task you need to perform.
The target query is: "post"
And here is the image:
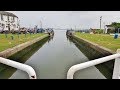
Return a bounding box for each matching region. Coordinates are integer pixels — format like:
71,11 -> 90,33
11,36 -> 14,40
18,33 -> 19,38
112,49 -> 120,79
5,31 -> 7,38
30,31 -> 31,36
25,32 -> 26,37
40,20 -> 42,28
103,22 -> 105,34
100,16 -> 102,32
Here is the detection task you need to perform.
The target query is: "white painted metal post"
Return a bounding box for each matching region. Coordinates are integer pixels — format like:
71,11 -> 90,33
0,57 -> 37,79
67,53 -> 120,79
112,49 -> 120,79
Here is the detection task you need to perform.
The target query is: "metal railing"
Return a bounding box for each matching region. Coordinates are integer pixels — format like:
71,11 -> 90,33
0,57 -> 36,79
67,49 -> 120,79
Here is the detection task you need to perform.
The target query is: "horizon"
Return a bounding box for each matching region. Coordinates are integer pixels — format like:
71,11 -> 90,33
7,11 -> 120,29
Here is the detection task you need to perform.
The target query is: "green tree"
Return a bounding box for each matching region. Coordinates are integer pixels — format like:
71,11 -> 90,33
95,29 -> 103,34
111,22 -> 120,28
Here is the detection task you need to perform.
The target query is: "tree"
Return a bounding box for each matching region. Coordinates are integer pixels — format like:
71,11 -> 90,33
107,29 -> 115,34
110,22 -> 120,33
111,22 -> 120,28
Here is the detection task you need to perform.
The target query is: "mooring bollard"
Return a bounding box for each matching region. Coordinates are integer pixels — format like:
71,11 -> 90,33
17,33 -> 19,38
5,33 -> 7,38
25,33 -> 26,37
11,36 -> 14,40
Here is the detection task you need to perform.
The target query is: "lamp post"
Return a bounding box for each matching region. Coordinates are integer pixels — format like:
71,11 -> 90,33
18,20 -> 20,31
100,16 -> 102,31
40,20 -> 42,28
103,22 -> 105,34
17,20 -> 20,38
75,25 -> 76,31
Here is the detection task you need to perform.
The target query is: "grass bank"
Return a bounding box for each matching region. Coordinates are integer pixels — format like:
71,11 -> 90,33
0,33 -> 46,52
75,32 -> 120,52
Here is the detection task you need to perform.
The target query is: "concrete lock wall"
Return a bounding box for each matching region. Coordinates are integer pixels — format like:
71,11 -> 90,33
0,34 -> 49,58
72,35 -> 114,55
67,34 -> 115,79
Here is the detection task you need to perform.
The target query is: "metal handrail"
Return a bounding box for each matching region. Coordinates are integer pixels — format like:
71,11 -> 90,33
0,57 -> 37,79
67,53 -> 120,79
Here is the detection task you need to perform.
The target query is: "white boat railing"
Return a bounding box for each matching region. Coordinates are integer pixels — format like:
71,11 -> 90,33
0,57 -> 36,79
67,49 -> 120,79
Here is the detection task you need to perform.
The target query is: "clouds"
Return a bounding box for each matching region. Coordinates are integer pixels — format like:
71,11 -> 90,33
7,11 -> 120,29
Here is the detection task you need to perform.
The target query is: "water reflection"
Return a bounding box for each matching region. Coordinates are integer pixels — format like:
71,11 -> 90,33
0,36 -> 50,79
67,36 -> 114,79
48,34 -> 54,43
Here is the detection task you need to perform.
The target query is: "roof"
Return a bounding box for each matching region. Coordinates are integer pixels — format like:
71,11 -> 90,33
106,25 -> 113,27
0,11 -> 18,18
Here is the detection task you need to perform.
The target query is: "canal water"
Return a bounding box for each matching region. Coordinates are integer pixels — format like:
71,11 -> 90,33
0,30 -> 107,79
6,30 -> 106,79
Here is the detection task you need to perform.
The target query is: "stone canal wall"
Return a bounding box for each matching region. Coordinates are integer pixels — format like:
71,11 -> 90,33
72,35 -> 115,55
0,34 -> 49,58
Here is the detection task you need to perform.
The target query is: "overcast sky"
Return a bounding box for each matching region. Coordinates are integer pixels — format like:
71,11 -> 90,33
7,11 -> 120,29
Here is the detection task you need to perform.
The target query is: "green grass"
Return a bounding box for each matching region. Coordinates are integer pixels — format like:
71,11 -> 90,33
0,33 -> 47,52
75,32 -> 120,52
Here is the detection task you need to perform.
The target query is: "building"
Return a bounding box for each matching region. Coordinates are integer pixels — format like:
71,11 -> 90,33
105,25 -> 115,34
0,11 -> 20,32
105,22 -> 120,34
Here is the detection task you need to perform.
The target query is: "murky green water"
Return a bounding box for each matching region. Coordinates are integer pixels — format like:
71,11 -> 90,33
0,30 -> 108,79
